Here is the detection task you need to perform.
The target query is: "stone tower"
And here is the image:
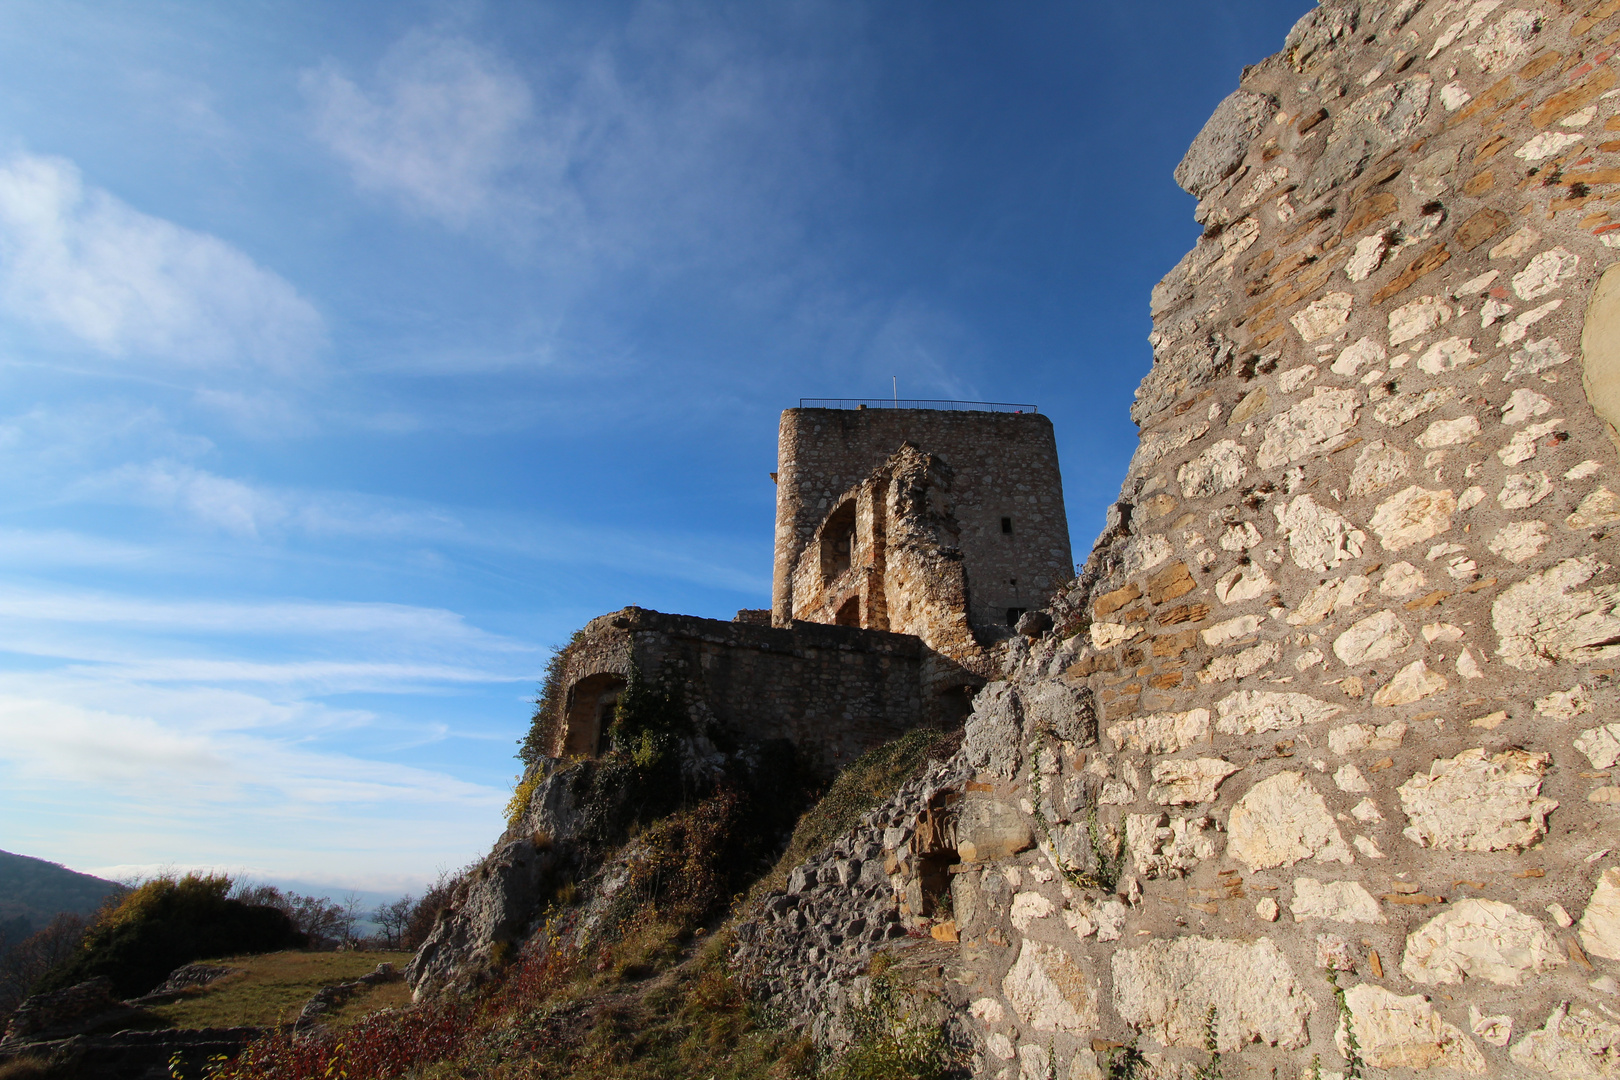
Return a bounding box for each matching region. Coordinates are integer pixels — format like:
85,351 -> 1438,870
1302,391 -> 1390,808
770,407 -> 1074,644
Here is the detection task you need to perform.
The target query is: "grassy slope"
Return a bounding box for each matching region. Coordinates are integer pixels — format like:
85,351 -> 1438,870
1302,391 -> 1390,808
146,951 -> 415,1030
205,726 -> 966,1080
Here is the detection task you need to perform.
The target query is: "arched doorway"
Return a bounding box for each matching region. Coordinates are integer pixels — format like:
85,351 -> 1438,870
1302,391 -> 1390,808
562,673 -> 626,757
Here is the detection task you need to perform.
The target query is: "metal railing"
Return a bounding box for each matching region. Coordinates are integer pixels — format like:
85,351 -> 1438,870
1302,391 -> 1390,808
797,398 -> 1038,413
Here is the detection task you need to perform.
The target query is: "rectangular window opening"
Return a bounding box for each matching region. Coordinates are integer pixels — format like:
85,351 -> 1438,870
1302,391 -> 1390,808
1000,516 -> 1013,534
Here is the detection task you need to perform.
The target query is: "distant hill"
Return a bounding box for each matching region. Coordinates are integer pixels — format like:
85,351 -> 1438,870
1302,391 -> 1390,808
0,849 -> 122,940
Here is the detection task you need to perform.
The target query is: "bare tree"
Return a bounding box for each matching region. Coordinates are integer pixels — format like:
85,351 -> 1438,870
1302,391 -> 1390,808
0,914 -> 89,1022
374,895 -> 413,950
337,892 -> 366,947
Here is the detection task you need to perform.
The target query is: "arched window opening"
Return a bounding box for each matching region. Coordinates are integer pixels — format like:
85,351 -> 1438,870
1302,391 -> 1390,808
562,673 -> 626,758
820,501 -> 857,583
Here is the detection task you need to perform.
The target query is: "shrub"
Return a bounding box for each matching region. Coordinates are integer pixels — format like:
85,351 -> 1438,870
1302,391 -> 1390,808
34,874 -> 304,998
518,630 -> 587,766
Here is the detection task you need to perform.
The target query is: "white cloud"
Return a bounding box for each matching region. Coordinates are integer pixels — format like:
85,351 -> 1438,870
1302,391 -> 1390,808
304,32 -> 535,228
0,152 -> 324,371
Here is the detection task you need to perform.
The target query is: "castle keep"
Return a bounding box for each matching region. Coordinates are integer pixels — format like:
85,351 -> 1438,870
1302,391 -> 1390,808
546,406 -> 1074,773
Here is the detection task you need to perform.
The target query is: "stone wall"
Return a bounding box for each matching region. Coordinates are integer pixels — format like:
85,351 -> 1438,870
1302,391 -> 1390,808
772,408 -> 1073,635
549,606 -> 971,778
944,1 -> 1620,1075
742,2 -> 1620,1077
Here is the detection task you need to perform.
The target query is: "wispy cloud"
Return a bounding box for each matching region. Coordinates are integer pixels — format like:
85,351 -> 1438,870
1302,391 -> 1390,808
0,152 -> 325,371
303,32 -> 536,229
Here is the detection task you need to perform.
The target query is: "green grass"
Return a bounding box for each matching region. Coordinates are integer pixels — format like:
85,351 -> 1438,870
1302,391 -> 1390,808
145,950 -> 415,1030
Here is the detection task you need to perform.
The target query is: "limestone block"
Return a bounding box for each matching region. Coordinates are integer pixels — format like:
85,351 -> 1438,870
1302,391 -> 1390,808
1569,487 -> 1620,529
1198,640 -> 1280,682
1578,868 -> 1620,962
1173,89 -> 1277,198
1119,533 -> 1172,577
1374,387 -> 1455,428
1333,610 -> 1412,666
1328,719 -> 1407,755
1576,725 -> 1620,770
1334,764 -> 1370,792
1277,495 -> 1366,571
1538,684 -> 1593,719
1286,575 -> 1370,625
1469,8 -> 1539,71
965,682 -> 1023,778
1388,296 -> 1452,347
1017,1044 -> 1050,1080
1416,337 -> 1480,375
1370,659 -> 1447,706
1509,1003 -> 1620,1078
1215,689 -> 1342,736
1090,620 -> 1141,649
1337,983 -> 1485,1073
1257,897 -> 1279,921
1488,520 -> 1549,563
1499,470 -> 1554,509
1513,246 -> 1580,301
1227,771 -> 1353,870
968,997 -> 1004,1024
1219,521 -> 1263,550
1346,233 -> 1388,281
1178,439 -> 1248,498
1256,387 -> 1360,468
1378,561 -> 1426,597
1507,337 -> 1572,381
1502,387 -> 1554,425
1333,336 -> 1387,377
1401,898 -> 1565,985
1147,758 -> 1241,805
1290,293 -> 1355,343
987,1031 -> 1015,1060
1370,486 -> 1456,551
1001,938 -> 1099,1033
1021,679 -> 1096,746
1350,798 -> 1382,822
1398,748 -> 1555,851
1214,562 -> 1274,604
1350,440 -> 1411,496
1290,877 -> 1384,923
1415,415 -> 1480,449
1469,1004 -> 1513,1047
1067,1048 -> 1104,1080
1202,613 -> 1264,646
1106,708 -> 1210,754
1111,937 -> 1311,1051
1582,263 -> 1620,448
1010,890 -> 1055,932
1125,812 -> 1219,879
1493,556 -> 1620,670
957,796 -> 1034,862
1498,417 -> 1563,465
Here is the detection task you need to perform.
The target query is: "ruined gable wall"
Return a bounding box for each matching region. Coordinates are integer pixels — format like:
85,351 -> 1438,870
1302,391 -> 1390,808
773,409 -> 1072,635
940,2 -> 1620,1076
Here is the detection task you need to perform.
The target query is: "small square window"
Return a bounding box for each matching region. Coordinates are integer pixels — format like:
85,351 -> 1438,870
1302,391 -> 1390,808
1000,517 -> 1013,534
1006,607 -> 1026,627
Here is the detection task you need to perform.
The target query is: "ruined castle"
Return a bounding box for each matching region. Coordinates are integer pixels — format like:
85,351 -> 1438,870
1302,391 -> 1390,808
429,2 -> 1620,1075
546,405 -> 1073,776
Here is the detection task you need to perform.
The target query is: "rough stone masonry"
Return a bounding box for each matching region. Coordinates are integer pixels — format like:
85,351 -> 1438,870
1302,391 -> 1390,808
744,1 -> 1620,1077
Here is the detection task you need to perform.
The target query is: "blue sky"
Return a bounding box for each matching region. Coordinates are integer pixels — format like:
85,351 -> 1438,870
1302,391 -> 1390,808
0,0 -> 1312,893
